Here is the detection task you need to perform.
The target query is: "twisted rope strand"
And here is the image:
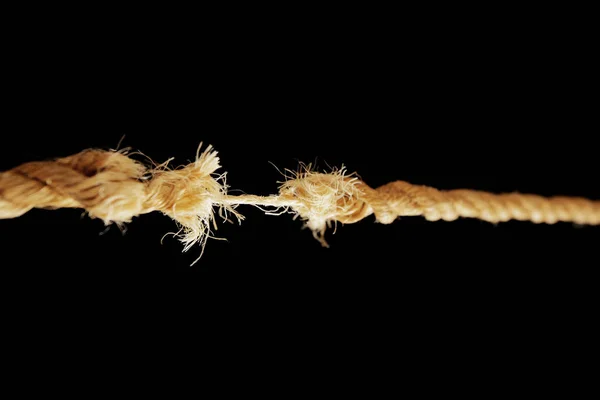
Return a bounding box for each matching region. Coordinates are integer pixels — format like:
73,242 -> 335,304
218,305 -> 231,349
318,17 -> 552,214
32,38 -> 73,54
1,148 -> 598,251
368,181 -> 600,225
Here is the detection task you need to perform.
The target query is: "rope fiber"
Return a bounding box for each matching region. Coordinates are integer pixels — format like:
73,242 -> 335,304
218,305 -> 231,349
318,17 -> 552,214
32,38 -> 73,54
1,147 -> 598,255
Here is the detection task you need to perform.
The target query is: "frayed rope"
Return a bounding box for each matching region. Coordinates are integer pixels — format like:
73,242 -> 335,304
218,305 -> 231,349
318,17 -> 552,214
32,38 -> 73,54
1,145 -> 599,263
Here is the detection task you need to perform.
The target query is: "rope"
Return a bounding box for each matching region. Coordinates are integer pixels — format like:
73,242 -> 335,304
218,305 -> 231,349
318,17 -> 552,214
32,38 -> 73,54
1,148 -> 598,251
367,181 -> 599,225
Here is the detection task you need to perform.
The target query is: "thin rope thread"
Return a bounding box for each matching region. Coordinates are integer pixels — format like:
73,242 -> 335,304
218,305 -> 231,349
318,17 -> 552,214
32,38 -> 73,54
1,148 -> 598,250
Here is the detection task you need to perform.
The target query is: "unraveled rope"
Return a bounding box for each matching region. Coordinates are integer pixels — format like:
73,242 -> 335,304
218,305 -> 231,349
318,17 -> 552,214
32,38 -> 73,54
1,147 -> 598,254
0,146 -> 238,255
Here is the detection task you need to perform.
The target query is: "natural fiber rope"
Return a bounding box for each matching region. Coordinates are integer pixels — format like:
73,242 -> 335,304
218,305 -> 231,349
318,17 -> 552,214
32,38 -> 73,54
1,148 -> 598,251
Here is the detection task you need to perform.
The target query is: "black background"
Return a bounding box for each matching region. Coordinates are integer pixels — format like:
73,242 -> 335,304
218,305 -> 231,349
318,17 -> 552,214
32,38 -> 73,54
0,14 -> 597,365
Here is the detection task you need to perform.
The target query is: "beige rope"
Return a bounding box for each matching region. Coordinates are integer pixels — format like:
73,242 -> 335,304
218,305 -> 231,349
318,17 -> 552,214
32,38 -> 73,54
1,148 -> 598,251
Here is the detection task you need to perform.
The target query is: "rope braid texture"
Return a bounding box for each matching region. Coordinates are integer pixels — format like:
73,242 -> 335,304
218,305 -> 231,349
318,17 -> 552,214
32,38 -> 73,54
1,146 -> 599,256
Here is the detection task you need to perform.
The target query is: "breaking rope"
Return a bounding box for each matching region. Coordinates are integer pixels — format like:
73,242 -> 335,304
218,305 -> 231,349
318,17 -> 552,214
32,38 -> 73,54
1,146 -> 598,257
